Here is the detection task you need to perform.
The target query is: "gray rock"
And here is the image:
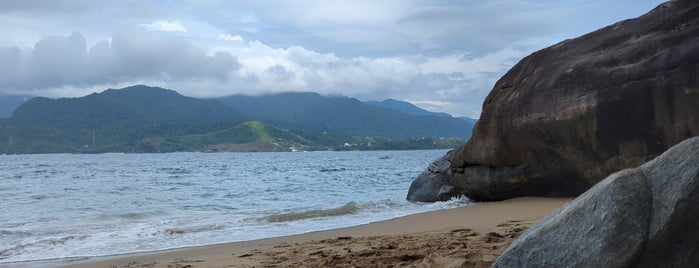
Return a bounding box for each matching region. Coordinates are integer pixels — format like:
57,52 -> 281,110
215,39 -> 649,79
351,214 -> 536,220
407,150 -> 465,202
444,0 -> 699,201
493,136 -> 699,267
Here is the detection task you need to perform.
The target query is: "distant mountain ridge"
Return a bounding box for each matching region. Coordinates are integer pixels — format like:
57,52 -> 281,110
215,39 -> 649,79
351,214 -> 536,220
364,99 -> 451,118
0,86 -> 472,153
365,99 -> 479,126
11,85 -> 246,127
219,92 -> 474,140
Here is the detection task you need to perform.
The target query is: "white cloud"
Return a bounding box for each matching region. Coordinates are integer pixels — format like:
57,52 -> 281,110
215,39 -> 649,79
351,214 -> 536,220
140,20 -> 188,33
406,99 -> 451,108
218,34 -> 244,42
194,38 -> 507,117
0,30 -> 240,96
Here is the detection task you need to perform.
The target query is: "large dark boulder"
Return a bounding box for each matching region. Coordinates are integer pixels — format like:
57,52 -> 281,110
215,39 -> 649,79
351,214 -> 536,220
493,136 -> 699,267
407,150 -> 465,202
446,0 -> 699,201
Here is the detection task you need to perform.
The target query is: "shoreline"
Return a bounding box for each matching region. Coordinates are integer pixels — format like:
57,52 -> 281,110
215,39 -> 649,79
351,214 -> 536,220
21,197 -> 573,268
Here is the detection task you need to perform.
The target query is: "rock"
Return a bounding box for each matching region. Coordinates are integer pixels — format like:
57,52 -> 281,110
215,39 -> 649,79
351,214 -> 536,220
446,0 -> 699,201
407,150 -> 465,202
493,136 -> 699,267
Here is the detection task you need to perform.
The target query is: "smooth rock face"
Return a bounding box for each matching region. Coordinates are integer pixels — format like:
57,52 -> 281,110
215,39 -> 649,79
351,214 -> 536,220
407,150 -> 465,202
448,0 -> 699,201
493,136 -> 699,267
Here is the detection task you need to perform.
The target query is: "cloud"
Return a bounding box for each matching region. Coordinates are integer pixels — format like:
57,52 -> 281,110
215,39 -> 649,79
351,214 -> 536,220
0,28 -> 556,118
140,20 -> 188,32
0,30 -> 240,96
218,34 -> 244,42
198,39 -> 511,117
419,45 -> 529,75
195,0 -> 664,58
0,0 -> 106,14
264,65 -> 295,82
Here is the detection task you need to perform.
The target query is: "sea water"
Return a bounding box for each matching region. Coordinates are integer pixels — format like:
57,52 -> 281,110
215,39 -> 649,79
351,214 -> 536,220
0,150 -> 468,265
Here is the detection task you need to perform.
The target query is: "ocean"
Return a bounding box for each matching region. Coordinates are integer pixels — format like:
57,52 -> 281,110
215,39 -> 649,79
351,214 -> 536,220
0,150 -> 469,265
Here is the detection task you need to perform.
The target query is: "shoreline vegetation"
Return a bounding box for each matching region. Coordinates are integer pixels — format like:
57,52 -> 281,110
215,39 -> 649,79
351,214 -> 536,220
46,197 -> 571,268
0,136 -> 464,155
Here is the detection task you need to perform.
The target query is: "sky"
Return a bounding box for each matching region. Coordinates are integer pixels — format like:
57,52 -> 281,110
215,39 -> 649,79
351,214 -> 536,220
0,0 -> 666,118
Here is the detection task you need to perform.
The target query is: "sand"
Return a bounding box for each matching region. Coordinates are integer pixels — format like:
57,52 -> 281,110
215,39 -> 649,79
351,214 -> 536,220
54,197 -> 571,268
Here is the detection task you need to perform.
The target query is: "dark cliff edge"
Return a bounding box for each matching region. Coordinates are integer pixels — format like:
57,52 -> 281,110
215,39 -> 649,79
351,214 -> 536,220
409,0 -> 699,202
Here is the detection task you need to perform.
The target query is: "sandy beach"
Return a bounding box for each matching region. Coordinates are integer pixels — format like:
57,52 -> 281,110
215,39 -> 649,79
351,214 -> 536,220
43,197 -> 572,268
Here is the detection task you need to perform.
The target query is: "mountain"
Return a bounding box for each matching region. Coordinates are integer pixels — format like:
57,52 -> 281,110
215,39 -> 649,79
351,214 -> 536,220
0,86 -> 468,154
0,95 -> 30,119
2,85 -> 246,153
219,92 -> 474,140
364,99 -> 452,117
366,99 -> 480,129
11,85 -> 245,127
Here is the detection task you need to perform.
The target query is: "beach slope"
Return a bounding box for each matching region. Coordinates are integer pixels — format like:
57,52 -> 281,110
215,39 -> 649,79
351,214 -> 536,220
55,197 -> 570,268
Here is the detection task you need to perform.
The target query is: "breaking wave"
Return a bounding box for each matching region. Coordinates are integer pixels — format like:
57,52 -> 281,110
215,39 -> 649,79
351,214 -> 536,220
164,224 -> 225,236
265,201 -> 360,223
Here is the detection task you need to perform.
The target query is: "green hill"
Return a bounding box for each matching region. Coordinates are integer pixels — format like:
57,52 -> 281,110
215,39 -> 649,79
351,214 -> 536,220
2,85 -> 246,153
10,85 -> 245,127
137,121 -> 465,153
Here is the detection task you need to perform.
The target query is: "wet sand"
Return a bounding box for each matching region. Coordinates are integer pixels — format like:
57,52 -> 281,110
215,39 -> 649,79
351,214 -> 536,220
56,197 -> 571,268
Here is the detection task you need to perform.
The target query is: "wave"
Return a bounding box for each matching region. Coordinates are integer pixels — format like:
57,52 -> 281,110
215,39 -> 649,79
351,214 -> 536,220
180,204 -> 237,212
0,235 -> 87,261
319,167 -> 346,172
0,229 -> 32,238
164,224 -> 225,236
95,210 -> 167,221
264,201 -> 360,223
158,167 -> 192,175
